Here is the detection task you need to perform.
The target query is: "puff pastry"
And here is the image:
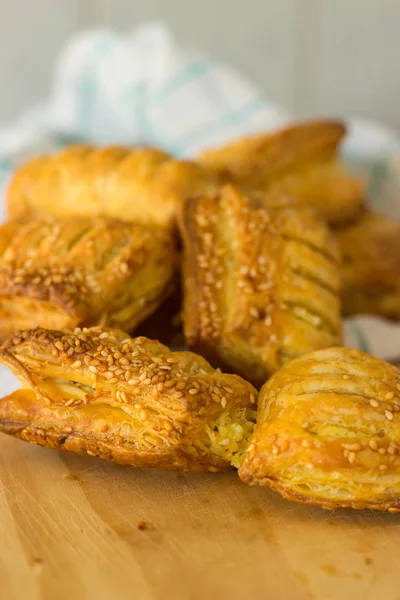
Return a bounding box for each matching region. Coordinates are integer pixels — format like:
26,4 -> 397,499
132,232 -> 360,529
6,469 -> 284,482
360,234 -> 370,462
335,211 -> 400,318
179,185 -> 342,387
0,327 -> 257,471
7,145 -> 215,230
239,347 -> 400,512
197,120 -> 365,226
0,216 -> 177,339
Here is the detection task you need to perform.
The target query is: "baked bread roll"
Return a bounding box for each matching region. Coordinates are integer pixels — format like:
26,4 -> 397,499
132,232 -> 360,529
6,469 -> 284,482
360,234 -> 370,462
0,216 -> 177,338
0,327 -> 256,471
7,145 -> 215,230
179,185 -> 342,387
197,120 -> 365,226
239,347 -> 400,512
335,211 -> 400,318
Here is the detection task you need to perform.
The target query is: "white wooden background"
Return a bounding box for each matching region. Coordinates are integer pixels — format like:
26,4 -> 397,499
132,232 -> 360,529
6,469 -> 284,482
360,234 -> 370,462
0,0 -> 399,129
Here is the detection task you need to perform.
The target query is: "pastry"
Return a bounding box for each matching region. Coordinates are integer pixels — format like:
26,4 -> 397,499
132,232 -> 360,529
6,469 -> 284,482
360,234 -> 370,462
0,327 -> 257,471
335,211 -> 400,318
7,145 -> 215,230
239,347 -> 400,512
179,185 -> 342,387
0,216 -> 177,339
197,119 -> 365,226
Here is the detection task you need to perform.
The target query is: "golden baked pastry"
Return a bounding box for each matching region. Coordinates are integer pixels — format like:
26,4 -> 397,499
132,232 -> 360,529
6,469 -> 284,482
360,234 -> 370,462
7,145 -> 215,230
335,211 -> 400,318
239,347 -> 400,512
0,216 -> 177,339
179,185 -> 342,387
0,327 -> 257,471
197,119 -> 365,226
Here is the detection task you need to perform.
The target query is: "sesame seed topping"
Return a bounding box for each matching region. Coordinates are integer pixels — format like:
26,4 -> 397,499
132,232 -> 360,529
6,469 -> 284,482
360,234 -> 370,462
385,410 -> 394,420
370,399 -> 379,408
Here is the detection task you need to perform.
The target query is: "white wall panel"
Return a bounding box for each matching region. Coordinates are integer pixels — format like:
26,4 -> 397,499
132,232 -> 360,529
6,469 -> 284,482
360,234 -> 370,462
0,0 -> 80,123
314,0 -> 400,128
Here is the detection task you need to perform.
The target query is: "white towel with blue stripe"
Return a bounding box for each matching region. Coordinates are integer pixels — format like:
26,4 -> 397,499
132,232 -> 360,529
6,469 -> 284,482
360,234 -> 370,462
1,21 -> 400,372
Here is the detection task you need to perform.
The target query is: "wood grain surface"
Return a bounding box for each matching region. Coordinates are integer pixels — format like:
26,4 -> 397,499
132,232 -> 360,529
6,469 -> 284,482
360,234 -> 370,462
1,434 -> 400,600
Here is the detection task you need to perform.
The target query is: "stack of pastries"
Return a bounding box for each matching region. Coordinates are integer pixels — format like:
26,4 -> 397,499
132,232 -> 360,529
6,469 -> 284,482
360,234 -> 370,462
1,119 -> 400,512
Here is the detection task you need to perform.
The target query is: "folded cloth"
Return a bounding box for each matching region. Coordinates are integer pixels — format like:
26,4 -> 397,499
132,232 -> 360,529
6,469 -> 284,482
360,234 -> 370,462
0,21 -> 400,370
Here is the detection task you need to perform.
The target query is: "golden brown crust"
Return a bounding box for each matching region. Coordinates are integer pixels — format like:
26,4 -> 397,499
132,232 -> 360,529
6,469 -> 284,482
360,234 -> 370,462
0,327 -> 256,471
335,211 -> 400,318
239,347 -> 400,512
7,145 -> 215,230
0,216 -> 177,338
179,185 -> 342,387
197,120 -> 365,226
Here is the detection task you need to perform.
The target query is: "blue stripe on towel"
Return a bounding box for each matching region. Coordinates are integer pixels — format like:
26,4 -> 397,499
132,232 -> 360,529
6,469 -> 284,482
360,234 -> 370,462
351,323 -> 371,354
152,59 -> 212,104
174,95 -> 267,154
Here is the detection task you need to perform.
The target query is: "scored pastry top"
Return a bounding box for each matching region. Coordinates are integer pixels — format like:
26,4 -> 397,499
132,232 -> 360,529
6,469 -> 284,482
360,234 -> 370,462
0,216 -> 177,335
7,145 -> 216,230
180,185 -> 342,386
239,346 -> 400,512
197,119 -> 365,226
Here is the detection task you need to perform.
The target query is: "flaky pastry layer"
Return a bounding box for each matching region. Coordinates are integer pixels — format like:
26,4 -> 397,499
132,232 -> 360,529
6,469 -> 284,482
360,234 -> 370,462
179,185 -> 342,387
7,145 -> 216,230
0,216 -> 177,338
0,327 -> 256,471
239,347 -> 400,511
197,119 -> 365,226
335,211 -> 400,318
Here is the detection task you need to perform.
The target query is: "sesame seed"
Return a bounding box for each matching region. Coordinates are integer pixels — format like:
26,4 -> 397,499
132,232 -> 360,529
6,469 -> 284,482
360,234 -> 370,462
163,421 -> 172,431
89,366 -> 97,373
370,399 -> 379,408
211,393 -> 220,402
342,374 -> 350,380
221,397 -> 227,408
99,332 -> 109,339
369,439 -> 379,450
139,409 -> 148,421
65,399 -> 75,407
250,393 -> 255,404
386,391 -> 394,400
189,388 -> 199,395
142,378 -> 152,385
347,452 -> 356,464
379,464 -> 388,471
61,427 -> 73,433
71,360 -> 82,369
55,341 -> 64,351
385,410 -> 394,420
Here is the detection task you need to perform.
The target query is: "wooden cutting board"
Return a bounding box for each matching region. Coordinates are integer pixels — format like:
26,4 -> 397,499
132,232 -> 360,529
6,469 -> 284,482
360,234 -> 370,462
0,434 -> 399,600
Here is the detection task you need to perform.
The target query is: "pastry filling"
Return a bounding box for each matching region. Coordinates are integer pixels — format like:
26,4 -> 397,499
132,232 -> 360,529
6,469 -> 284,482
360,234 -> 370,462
207,407 -> 256,468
